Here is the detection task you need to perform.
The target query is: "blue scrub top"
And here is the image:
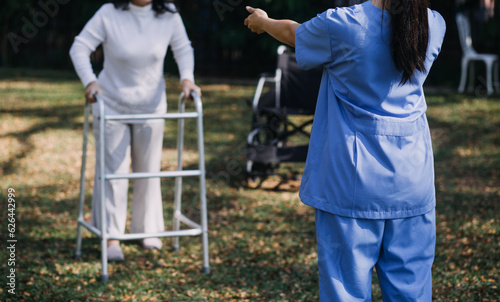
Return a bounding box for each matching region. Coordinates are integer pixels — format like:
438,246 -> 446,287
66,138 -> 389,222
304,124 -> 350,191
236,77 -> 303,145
296,1 -> 446,219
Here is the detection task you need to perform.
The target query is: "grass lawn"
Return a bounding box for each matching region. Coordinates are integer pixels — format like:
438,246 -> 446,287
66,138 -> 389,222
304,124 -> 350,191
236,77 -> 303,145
0,68 -> 498,301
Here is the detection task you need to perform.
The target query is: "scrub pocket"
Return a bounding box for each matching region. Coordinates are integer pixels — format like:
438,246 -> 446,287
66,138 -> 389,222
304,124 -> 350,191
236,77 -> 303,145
351,115 -> 435,215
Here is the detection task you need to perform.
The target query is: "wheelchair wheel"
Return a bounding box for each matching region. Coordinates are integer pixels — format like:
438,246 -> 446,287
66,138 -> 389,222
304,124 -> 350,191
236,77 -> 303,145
246,174 -> 262,189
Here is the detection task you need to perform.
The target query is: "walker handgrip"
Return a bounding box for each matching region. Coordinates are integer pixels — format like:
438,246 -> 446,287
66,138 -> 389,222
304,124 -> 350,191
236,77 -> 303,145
180,90 -> 200,100
93,93 -> 103,103
189,91 -> 203,114
190,90 -> 201,101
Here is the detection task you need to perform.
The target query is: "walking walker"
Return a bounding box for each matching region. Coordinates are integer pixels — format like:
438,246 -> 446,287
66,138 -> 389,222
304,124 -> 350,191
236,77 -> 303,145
75,91 -> 210,282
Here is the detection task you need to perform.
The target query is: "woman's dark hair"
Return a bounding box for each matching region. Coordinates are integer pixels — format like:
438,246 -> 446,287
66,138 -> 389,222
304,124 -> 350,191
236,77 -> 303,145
383,0 -> 429,85
112,0 -> 177,15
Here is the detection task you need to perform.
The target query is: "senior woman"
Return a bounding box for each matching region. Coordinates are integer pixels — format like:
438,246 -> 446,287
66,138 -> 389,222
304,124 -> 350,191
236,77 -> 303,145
70,0 -> 200,261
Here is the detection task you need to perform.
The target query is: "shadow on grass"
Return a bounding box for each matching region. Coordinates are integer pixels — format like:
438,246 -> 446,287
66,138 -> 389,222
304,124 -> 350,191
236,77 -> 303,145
2,71 -> 498,300
0,181 -> 319,301
0,104 -> 84,176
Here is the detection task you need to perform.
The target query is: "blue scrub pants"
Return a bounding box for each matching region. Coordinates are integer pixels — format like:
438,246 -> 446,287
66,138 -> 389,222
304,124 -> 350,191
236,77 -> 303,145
315,209 -> 435,302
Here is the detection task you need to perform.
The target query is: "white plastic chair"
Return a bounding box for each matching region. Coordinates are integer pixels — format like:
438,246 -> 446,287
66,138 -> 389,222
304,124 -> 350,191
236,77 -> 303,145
456,13 -> 499,95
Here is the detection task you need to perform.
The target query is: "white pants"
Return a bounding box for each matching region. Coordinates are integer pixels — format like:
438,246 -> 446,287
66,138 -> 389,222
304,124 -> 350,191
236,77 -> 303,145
91,119 -> 165,236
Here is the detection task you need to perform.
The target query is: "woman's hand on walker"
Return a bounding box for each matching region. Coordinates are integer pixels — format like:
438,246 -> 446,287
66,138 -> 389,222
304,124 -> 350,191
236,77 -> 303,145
182,79 -> 202,100
85,81 -> 101,103
244,6 -> 268,34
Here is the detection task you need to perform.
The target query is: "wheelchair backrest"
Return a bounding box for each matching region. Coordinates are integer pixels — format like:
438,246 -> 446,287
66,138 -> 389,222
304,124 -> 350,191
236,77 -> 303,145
277,48 -> 323,114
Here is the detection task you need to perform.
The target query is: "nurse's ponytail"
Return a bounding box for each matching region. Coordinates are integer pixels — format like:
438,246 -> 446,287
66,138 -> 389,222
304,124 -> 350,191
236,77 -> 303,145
383,0 -> 429,85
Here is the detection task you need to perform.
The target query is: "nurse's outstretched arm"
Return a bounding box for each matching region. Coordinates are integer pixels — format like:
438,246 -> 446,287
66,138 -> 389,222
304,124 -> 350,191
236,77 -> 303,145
244,6 -> 299,47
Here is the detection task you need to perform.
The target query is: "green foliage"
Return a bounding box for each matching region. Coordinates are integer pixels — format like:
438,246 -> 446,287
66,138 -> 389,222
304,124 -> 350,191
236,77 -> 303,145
1,0 -> 480,85
182,0 -> 334,76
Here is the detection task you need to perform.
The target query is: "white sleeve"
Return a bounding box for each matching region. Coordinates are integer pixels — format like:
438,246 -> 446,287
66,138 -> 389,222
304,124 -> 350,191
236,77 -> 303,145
169,13 -> 195,83
69,5 -> 108,87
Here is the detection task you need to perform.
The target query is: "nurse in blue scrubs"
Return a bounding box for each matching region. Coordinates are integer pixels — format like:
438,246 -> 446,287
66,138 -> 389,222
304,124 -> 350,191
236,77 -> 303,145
245,0 -> 446,300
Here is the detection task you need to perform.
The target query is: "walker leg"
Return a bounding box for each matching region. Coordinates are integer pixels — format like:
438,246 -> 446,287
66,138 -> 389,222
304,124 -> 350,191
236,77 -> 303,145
101,274 -> 109,282
101,236 -> 109,282
172,176 -> 182,252
75,224 -> 83,260
172,176 -> 183,252
172,95 -> 186,252
199,164 -> 210,274
76,102 -> 91,260
98,109 -> 109,282
196,95 -> 210,274
200,186 -> 210,274
201,213 -> 210,274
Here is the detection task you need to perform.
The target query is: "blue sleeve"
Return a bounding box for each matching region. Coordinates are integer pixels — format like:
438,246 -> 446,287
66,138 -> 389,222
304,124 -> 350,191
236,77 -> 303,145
295,10 -> 333,70
428,10 -> 446,61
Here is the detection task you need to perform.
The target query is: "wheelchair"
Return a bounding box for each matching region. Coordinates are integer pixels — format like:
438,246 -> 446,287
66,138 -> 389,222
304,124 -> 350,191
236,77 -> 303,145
246,45 -> 323,187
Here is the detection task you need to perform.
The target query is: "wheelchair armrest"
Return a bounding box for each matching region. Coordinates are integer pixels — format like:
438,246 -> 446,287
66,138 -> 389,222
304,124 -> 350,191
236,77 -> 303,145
260,72 -> 274,77
253,73 -> 279,112
259,73 -> 277,83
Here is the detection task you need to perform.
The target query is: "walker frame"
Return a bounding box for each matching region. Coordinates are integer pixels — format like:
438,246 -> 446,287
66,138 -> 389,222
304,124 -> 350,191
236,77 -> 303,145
75,91 -> 210,281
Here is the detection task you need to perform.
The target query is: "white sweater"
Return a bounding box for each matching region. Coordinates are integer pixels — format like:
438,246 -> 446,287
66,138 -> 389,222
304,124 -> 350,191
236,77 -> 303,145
69,2 -> 195,117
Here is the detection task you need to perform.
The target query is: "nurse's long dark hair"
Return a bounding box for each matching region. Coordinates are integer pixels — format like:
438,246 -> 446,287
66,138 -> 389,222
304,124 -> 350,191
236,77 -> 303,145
112,0 -> 177,15
383,0 -> 429,85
